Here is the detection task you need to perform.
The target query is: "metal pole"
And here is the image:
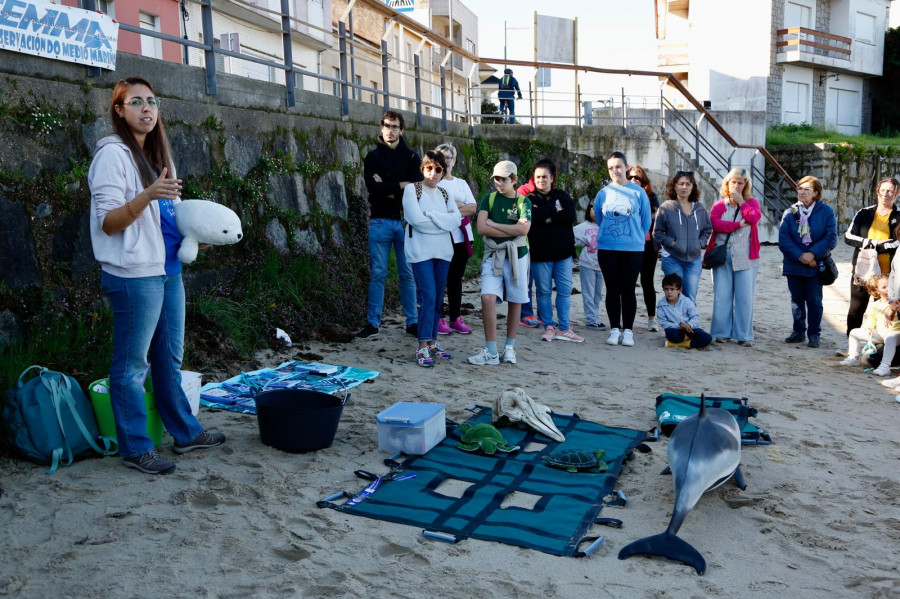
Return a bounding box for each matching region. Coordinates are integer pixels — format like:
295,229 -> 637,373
281,0 -> 295,107
381,39 -> 390,111
349,10 -> 357,102
82,0 -> 102,77
504,20 -> 507,67
201,0 -> 216,95
414,53 -> 422,127
529,81 -> 535,135
659,89 -> 665,131
621,87 -> 626,131
577,84 -> 582,134
440,66 -> 447,132
338,21 -> 350,117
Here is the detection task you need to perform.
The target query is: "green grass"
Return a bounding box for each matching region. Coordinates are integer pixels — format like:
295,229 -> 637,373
766,123 -> 900,146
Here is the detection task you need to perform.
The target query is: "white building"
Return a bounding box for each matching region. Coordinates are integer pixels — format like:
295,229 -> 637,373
655,0 -> 891,135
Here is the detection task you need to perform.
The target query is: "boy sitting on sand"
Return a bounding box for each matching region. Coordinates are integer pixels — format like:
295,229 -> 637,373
657,273 -> 712,349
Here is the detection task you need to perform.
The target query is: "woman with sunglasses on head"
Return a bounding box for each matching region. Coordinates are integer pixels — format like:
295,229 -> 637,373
653,170 -> 712,304
778,176 -> 836,349
402,151 -> 462,367
88,77 -> 224,475
626,165 -> 661,331
708,167 -> 762,347
435,143 -> 477,335
842,177 -> 900,353
593,151 -> 653,347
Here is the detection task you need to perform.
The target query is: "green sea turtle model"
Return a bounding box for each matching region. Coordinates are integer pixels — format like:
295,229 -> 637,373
543,449 -> 609,473
456,423 -> 520,454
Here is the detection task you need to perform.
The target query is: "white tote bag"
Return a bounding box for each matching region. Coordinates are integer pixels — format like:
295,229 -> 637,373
853,247 -> 881,286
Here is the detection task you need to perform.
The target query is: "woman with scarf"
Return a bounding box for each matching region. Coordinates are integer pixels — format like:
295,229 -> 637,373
778,176 -> 837,348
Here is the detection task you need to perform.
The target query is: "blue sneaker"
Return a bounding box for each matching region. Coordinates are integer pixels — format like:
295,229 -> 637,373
428,344 -> 452,359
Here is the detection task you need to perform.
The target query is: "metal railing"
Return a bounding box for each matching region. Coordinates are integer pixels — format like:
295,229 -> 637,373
776,27 -> 852,59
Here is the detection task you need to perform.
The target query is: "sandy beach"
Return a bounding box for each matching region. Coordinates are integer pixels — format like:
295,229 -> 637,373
1,241 -> 899,599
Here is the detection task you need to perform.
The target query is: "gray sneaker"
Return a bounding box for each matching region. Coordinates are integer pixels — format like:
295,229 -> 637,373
174,431 -> 226,454
468,347 -> 500,365
123,450 -> 176,475
501,345 -> 517,364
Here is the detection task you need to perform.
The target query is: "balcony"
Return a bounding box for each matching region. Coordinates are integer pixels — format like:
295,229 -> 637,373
657,41 -> 688,74
775,27 -> 852,72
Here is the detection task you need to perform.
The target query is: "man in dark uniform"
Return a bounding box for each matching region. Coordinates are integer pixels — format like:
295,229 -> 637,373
356,111 -> 423,339
498,68 -> 523,124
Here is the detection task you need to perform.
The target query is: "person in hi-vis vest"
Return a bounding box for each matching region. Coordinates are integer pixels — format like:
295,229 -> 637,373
498,68 -> 523,124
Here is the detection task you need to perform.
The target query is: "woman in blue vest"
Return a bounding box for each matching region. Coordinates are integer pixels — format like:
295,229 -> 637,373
778,175 -> 837,348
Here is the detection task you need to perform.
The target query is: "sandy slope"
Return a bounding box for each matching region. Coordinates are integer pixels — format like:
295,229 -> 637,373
1,243 -> 899,599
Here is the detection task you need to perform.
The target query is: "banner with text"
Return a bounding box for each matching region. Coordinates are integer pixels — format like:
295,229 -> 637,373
0,0 -> 119,70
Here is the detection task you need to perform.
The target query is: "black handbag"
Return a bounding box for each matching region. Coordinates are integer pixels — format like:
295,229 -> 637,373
702,207 -> 741,270
818,254 -> 839,286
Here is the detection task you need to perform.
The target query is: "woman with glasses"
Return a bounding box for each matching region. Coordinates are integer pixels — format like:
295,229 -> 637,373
435,143 -> 477,335
626,165 -> 661,331
402,151 -> 462,367
653,170 -> 712,304
842,177 -> 900,351
708,167 -> 762,347
593,151 -> 652,347
777,176 -> 837,348
88,77 -> 224,475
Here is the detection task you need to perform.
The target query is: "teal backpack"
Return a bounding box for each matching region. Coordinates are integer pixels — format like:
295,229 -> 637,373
2,366 -> 118,474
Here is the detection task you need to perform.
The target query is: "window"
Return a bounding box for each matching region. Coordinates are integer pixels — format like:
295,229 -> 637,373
835,88 -> 860,127
370,80 -> 379,104
332,67 -> 341,97
784,2 -> 812,29
783,81 -> 809,124
465,39 -> 475,54
353,75 -> 362,101
139,12 -> 162,60
97,0 -> 114,18
855,12 -> 876,45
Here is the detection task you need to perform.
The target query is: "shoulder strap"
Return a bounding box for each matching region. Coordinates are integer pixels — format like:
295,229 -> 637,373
415,182 -> 423,200
18,365 -> 45,389
438,186 -> 449,202
488,191 -> 498,212
517,195 -> 527,217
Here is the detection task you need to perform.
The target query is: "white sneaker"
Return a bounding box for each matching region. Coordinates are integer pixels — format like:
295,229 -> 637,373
880,377 -> 900,389
621,329 -> 635,347
872,364 -> 892,376
467,347 -> 499,365
606,328 -> 622,345
647,318 -> 659,332
839,357 -> 860,367
501,345 -> 517,364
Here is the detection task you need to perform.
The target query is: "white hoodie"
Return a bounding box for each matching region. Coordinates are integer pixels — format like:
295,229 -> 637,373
88,135 -> 177,278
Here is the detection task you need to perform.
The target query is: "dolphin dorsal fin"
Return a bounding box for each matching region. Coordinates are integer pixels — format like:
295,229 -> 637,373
699,393 -> 707,417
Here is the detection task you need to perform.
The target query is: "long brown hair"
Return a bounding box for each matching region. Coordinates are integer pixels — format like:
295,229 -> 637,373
110,77 -> 173,188
626,165 -> 654,197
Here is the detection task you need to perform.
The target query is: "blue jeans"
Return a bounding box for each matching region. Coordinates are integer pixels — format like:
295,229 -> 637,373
101,272 -> 202,458
366,219 -> 417,328
499,98 -> 517,123
786,275 -> 824,338
665,327 -> 712,348
580,267 -> 604,326
411,259 -> 450,342
710,249 -> 758,342
532,257 -> 574,330
661,255 -> 703,305
520,269 -> 536,318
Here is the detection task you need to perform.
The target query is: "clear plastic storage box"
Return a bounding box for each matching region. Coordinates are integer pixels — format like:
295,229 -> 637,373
376,402 -> 446,455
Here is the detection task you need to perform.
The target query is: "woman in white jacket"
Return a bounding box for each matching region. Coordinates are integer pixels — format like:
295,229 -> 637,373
402,151 -> 462,367
88,77 -> 224,475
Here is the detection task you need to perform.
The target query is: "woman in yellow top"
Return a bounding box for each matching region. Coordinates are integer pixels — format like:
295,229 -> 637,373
843,177 -> 900,339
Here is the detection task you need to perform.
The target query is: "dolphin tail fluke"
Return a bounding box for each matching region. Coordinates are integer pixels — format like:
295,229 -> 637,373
618,532 -> 707,575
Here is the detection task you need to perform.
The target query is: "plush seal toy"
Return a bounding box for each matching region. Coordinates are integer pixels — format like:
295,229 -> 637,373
173,199 -> 243,263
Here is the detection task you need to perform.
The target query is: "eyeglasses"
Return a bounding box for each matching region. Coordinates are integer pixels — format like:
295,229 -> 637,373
124,98 -> 161,108
381,124 -> 401,131
797,187 -> 815,193
675,171 -> 694,178
424,165 -> 444,174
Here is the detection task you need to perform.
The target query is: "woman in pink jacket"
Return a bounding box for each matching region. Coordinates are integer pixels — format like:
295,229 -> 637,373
708,167 -> 762,346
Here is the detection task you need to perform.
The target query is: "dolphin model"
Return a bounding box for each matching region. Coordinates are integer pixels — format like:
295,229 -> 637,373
618,394 -> 746,575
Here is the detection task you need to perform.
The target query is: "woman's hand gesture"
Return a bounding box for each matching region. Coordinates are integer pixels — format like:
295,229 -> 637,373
143,168 -> 182,201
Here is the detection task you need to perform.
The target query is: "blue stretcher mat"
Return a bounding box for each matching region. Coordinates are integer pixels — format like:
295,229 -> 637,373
319,406 -> 652,557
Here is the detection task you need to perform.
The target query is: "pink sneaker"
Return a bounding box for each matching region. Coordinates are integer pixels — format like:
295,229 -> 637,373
437,318 -> 451,335
554,328 -> 585,343
449,317 -> 472,334
541,326 -> 556,342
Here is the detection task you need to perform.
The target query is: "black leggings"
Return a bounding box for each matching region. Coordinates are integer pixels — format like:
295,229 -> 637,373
641,238 -> 658,318
444,241 -> 471,320
846,281 -> 870,336
597,250 -> 644,330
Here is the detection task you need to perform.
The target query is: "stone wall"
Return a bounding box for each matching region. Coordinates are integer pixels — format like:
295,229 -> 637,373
768,144 -> 900,227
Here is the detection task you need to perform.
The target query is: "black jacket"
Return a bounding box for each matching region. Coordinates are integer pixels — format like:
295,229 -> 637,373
527,188 -> 576,262
843,205 -> 900,270
363,136 -> 422,220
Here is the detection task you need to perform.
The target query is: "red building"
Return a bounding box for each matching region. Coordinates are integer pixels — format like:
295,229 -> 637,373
60,0 -> 183,63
